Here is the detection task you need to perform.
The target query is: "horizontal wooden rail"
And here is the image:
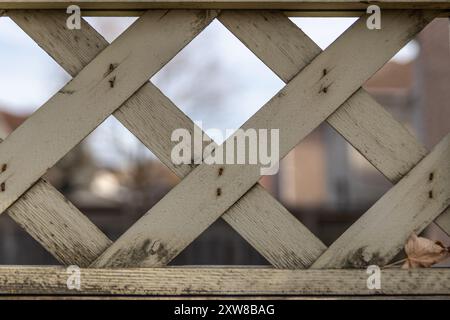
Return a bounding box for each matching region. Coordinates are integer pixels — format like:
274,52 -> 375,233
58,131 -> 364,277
1,8 -> 449,17
1,0 -> 450,11
2,9 -> 450,17
0,266 -> 449,296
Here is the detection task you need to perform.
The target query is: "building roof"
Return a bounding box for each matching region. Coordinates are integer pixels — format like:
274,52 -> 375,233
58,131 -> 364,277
0,109 -> 28,133
365,61 -> 414,92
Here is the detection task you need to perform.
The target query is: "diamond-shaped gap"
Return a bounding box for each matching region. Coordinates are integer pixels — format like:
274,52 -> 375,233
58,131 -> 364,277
261,122 -> 391,246
151,19 -> 284,145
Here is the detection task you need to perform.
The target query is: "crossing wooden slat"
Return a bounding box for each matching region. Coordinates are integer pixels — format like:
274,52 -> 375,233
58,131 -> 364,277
219,10 -> 428,184
0,11 -> 113,267
219,10 -> 450,237
1,135 -> 111,266
312,134 -> 450,268
1,266 -> 450,296
11,10 -> 326,269
7,179 -> 113,266
90,10 -> 434,268
0,9 -> 217,216
116,88 -> 327,268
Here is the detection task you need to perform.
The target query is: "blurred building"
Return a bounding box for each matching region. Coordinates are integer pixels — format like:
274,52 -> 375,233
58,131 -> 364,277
268,18 -> 450,248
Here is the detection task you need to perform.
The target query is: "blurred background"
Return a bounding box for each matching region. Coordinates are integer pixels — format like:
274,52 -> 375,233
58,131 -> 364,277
0,14 -> 449,266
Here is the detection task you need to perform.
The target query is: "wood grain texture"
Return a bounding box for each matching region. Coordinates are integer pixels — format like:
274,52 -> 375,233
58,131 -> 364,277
91,10 -> 434,268
219,10 -> 427,183
312,134 -> 450,268
0,13 -> 114,265
219,10 -> 450,237
0,9 -> 216,215
7,180 -> 113,266
1,1 -> 450,10
11,10 -> 326,269
1,266 -> 449,295
0,134 -> 111,266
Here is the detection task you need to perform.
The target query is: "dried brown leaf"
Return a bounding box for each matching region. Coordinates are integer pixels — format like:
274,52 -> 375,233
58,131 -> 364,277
402,233 -> 450,269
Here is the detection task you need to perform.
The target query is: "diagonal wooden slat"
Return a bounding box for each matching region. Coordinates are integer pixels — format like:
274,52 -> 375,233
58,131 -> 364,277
90,10 -> 435,268
7,179 -> 113,266
312,133 -> 450,268
0,9 -> 217,216
0,10 -> 215,267
219,10 -> 427,183
1,136 -> 111,267
218,10 -> 450,237
10,10 -> 326,269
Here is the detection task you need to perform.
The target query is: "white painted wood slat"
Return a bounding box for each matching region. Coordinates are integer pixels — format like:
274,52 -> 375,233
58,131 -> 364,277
10,10 -> 326,269
0,136 -> 111,266
91,10 -> 435,268
0,10 -> 217,216
312,134 -> 450,268
219,10 -> 450,238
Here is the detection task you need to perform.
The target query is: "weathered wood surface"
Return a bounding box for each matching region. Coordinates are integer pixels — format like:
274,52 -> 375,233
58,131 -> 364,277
0,10 -> 216,215
219,10 -> 427,185
220,10 -> 450,237
7,180 -> 113,266
90,11 -> 435,268
10,10 -> 326,269
1,266 -> 449,295
0,10 -> 215,267
0,132 -> 111,268
312,134 -> 450,268
1,0 -> 450,10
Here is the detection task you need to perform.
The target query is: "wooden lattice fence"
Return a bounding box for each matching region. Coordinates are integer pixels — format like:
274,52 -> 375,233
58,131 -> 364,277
0,0 -> 449,297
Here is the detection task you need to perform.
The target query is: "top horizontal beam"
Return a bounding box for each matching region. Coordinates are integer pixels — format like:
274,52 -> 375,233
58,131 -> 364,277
1,1 -> 450,11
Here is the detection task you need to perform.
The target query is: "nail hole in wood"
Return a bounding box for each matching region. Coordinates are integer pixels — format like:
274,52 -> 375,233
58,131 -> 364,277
109,76 -> 116,88
216,188 -> 222,196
